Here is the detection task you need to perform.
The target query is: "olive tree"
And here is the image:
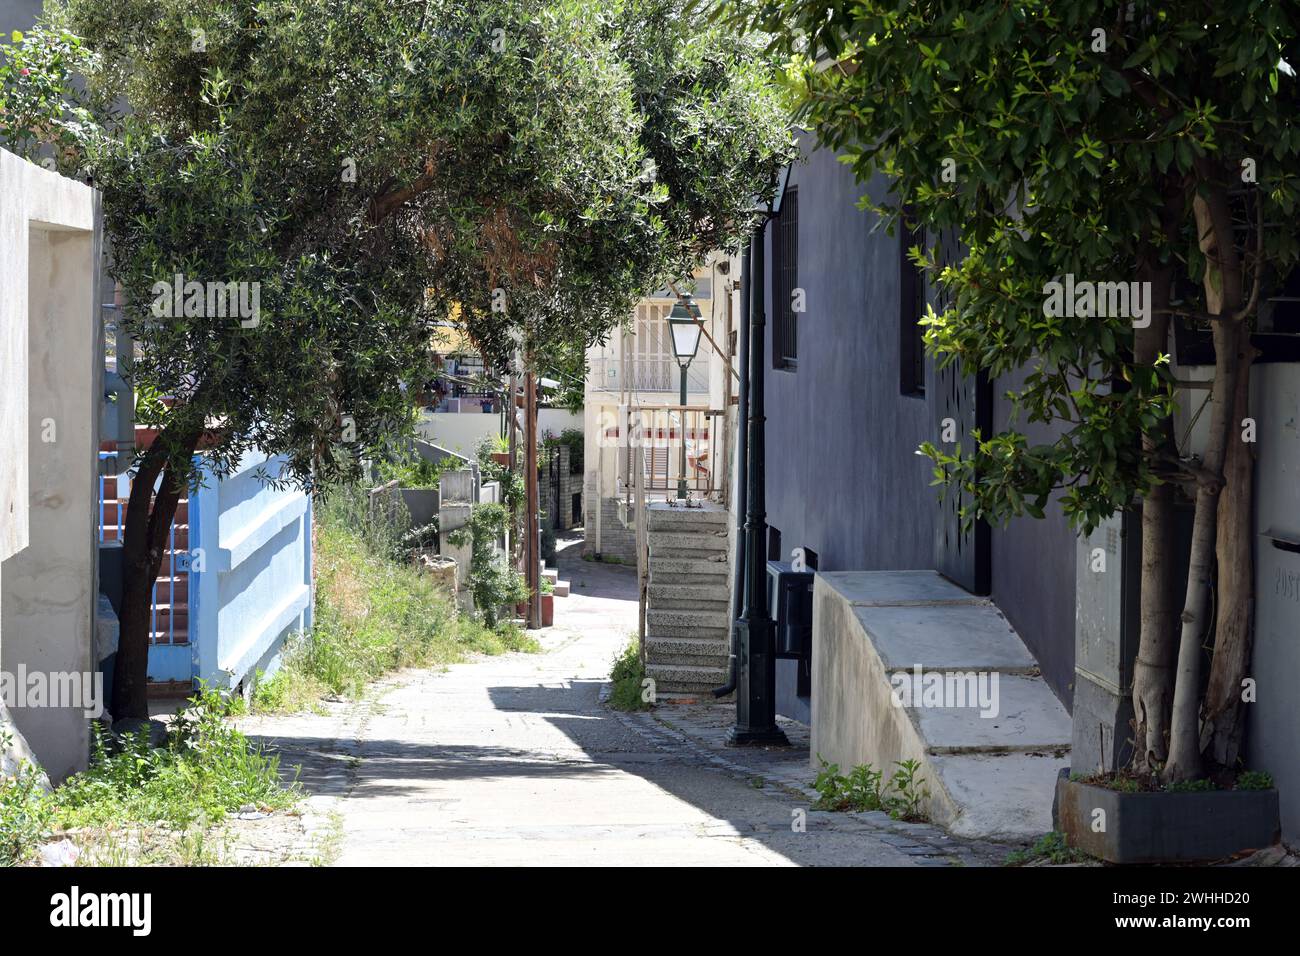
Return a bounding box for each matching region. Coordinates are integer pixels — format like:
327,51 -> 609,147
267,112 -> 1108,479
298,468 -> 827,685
1,0 -> 791,719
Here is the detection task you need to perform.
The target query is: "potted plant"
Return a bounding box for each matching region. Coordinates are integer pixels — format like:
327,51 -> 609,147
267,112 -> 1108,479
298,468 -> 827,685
1055,769 -> 1279,864
540,578 -> 555,627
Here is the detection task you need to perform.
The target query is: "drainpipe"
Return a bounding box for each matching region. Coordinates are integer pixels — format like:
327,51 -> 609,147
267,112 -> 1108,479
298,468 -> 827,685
713,244 -> 749,698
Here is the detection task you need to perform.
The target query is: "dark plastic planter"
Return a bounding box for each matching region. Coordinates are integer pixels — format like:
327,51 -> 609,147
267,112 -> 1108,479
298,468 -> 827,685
1055,772 -> 1280,864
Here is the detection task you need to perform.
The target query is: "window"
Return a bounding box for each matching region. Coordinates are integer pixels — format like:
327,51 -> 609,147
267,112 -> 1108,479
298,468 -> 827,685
899,212 -> 926,396
767,526 -> 782,565
772,187 -> 799,369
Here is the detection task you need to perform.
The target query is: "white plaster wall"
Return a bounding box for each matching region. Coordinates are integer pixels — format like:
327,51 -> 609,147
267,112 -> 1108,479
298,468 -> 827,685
0,149 -> 101,782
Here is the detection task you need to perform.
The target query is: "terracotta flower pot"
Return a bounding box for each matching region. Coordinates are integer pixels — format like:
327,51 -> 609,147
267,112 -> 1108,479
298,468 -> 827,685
540,592 -> 554,627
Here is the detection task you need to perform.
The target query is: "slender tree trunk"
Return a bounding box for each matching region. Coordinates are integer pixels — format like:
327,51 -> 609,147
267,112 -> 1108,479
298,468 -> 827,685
112,425 -> 202,720
1130,264 -> 1179,771
1165,185 -> 1244,783
1200,341 -> 1257,766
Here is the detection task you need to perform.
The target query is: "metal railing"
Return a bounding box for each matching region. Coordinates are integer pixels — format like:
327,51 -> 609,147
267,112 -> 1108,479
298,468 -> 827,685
589,356 -> 710,395
98,449 -> 195,647
618,405 -> 715,496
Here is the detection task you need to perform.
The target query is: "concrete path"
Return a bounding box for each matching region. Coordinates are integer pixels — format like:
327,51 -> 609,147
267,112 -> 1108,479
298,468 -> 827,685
242,535 -> 1001,866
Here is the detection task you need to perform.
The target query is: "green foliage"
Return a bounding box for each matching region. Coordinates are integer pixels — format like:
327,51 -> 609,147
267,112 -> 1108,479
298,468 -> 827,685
2,0 -> 791,486
256,484 -> 537,709
476,437 -> 525,512
446,503 -> 530,629
0,763 -> 53,866
52,688 -> 297,832
811,756 -> 931,821
1005,830 -> 1090,866
723,0 -> 1300,533
608,637 -> 652,711
1236,770 -> 1273,791
373,451 -> 457,490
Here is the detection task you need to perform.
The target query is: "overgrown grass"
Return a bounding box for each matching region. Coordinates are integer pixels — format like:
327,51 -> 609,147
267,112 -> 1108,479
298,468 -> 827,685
252,483 -> 538,712
2,689 -> 298,866
608,637 -> 652,711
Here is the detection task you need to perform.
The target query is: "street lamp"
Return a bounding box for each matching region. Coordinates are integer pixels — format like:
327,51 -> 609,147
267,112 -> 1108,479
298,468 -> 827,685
667,295 -> 703,499
728,163 -> 793,747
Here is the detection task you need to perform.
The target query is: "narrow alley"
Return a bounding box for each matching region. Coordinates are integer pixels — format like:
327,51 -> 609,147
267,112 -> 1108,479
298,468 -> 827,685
240,536 -> 997,867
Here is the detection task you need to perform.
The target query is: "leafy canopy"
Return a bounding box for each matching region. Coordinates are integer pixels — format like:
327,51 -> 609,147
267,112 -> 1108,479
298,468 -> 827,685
721,0 -> 1300,531
1,0 -> 792,485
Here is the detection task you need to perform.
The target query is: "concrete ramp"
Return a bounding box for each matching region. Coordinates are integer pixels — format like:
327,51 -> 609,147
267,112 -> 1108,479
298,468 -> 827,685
811,571 -> 1070,840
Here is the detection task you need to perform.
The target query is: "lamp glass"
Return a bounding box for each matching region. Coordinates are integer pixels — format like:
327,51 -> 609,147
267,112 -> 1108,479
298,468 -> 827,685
667,307 -> 703,361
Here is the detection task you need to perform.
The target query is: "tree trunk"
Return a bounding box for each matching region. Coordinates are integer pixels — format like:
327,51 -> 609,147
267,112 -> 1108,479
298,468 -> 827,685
1130,269 -> 1180,771
1200,341 -> 1257,766
1164,185 -> 1244,783
112,425 -> 201,720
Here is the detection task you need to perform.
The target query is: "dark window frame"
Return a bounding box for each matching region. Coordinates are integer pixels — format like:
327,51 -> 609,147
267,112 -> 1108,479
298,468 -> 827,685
772,187 -> 799,370
899,211 -> 926,397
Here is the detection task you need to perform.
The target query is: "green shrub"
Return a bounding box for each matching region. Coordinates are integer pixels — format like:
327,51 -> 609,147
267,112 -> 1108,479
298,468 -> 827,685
608,638 -> 651,711
0,762 -> 53,866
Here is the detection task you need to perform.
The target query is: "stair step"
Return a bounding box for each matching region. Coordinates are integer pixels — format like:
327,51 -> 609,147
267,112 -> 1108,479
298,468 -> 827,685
646,508 -> 728,531
644,623 -> 730,640
648,582 -> 729,604
646,663 -> 731,696
647,531 -> 727,553
649,554 -> 729,575
647,608 -> 731,629
542,568 -> 559,583
645,637 -> 731,670
553,581 -> 570,597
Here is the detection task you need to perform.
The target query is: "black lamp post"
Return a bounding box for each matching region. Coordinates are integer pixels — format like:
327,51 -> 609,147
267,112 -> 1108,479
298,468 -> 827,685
667,295 -> 703,499
729,166 -> 792,747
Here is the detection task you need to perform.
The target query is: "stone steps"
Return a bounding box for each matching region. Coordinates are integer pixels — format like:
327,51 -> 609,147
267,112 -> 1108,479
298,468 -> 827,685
646,508 -> 728,532
645,636 -> 731,670
646,663 -> 730,698
643,502 -> 733,695
553,580 -> 570,598
812,570 -> 1071,841
647,607 -> 731,631
647,582 -> 730,606
646,530 -> 727,554
649,554 -> 729,576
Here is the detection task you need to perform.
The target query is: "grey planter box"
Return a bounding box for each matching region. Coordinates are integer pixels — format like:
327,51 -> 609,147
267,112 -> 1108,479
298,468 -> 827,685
1055,773 -> 1280,864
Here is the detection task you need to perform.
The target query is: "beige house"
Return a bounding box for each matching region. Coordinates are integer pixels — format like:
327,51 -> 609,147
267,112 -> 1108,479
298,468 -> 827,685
582,255 -> 739,559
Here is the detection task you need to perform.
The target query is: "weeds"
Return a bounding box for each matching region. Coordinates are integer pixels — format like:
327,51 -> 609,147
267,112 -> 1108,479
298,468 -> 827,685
608,638 -> 651,711
811,756 -> 932,822
1005,830 -> 1090,866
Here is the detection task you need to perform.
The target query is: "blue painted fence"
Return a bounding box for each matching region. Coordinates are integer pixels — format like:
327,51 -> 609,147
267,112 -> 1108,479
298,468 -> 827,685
99,449 -> 312,691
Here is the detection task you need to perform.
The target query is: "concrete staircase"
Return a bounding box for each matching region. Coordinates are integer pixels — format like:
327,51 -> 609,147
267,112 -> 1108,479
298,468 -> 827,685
644,502 -> 732,697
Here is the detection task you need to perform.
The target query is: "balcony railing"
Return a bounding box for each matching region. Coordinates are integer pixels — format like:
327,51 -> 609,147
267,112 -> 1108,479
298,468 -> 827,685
589,356 -> 710,395
608,405 -> 716,496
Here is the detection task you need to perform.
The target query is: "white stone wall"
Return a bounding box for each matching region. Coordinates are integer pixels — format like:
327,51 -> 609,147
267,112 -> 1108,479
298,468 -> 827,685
0,149 -> 101,782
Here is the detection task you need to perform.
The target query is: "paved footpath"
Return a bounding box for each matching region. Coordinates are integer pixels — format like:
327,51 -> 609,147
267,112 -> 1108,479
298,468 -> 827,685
240,537 -> 1007,867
